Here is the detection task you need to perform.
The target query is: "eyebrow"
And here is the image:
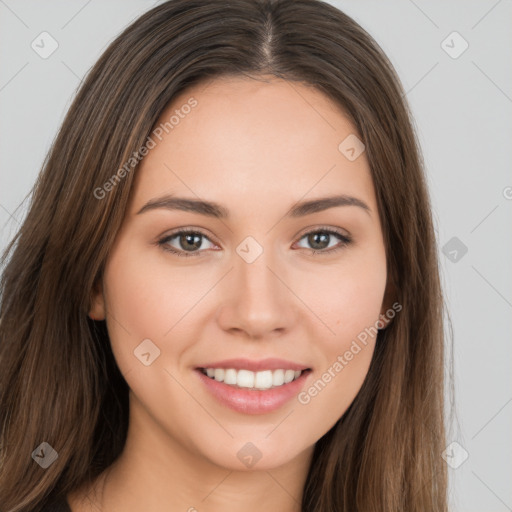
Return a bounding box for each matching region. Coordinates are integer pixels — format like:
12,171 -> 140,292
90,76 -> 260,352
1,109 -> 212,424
136,194 -> 371,218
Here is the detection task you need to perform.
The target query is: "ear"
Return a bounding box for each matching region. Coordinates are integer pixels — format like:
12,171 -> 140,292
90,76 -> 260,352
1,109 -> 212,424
377,274 -> 398,330
88,278 -> 106,321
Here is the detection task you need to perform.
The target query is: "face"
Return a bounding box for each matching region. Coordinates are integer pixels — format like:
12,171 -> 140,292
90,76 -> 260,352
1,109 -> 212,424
90,76 -> 391,471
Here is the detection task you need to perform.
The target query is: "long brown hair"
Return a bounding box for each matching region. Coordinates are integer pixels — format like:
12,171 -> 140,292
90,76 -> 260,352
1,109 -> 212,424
0,1 -> 449,510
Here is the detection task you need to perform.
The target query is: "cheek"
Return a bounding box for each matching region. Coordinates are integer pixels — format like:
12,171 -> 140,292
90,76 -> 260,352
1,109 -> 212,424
296,244 -> 387,343
101,238 -> 228,380
297,286 -> 384,438
101,240 -> 187,372
293,246 -> 386,428
104,238 -> 207,326
297,344 -> 374,444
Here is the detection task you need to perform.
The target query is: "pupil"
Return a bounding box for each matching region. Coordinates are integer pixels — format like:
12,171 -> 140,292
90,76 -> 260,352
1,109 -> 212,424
181,233 -> 201,251
177,232 -> 332,252
309,232 -> 329,250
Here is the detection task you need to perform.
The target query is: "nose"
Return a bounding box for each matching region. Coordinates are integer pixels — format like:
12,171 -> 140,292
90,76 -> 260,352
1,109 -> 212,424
215,247 -> 297,340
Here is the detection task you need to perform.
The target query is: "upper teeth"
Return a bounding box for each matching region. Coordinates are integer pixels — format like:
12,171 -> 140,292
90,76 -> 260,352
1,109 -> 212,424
203,368 -> 302,390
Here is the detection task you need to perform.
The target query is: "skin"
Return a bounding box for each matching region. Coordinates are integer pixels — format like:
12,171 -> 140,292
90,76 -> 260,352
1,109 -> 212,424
69,76 -> 393,512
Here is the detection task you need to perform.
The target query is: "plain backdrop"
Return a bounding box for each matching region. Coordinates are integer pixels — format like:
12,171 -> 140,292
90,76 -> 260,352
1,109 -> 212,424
1,1 -> 511,511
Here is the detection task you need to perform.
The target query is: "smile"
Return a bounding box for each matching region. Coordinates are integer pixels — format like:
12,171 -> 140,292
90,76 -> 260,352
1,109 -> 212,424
196,366 -> 312,415
200,368 -> 304,390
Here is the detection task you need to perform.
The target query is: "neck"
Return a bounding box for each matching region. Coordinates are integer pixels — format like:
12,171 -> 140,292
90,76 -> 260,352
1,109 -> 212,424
68,393 -> 314,512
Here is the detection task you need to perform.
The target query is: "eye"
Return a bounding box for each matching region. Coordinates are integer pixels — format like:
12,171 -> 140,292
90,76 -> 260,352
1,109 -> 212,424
294,227 -> 352,255
157,228 -> 217,257
157,227 -> 352,258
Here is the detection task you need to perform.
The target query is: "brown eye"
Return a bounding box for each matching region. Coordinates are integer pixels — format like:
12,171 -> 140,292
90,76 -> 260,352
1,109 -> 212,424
295,228 -> 352,255
158,229 -> 215,257
157,227 -> 351,258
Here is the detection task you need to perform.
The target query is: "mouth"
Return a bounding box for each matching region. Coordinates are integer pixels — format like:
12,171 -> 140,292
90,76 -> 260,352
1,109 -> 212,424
198,367 -> 308,390
194,359 -> 312,414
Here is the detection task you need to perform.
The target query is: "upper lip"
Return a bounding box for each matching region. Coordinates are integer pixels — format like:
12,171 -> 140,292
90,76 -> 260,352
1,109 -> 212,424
197,358 -> 311,372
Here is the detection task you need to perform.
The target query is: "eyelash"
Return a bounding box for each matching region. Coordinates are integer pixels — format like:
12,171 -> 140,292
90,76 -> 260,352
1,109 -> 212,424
156,227 -> 352,258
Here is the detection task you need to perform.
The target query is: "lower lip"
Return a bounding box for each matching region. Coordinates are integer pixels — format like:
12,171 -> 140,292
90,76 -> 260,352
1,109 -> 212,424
196,369 -> 311,415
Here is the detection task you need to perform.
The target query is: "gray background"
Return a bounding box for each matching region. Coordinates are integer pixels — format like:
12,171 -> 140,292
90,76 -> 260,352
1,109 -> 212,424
1,1 -> 511,510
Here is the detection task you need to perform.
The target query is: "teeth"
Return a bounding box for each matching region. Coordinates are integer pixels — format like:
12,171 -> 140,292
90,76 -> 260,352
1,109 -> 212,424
237,369 -> 255,388
202,367 -> 305,389
255,370 -> 272,389
224,368 -> 237,385
284,369 -> 295,383
272,369 -> 284,386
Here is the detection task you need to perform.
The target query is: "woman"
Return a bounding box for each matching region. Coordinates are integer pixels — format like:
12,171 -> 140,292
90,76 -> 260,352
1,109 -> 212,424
0,0 -> 449,510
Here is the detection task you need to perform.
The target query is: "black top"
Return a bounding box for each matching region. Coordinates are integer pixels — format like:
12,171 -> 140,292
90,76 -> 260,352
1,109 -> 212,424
40,497 -> 72,512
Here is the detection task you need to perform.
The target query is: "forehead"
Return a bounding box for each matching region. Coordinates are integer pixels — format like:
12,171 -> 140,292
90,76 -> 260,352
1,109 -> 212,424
130,76 -> 376,217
